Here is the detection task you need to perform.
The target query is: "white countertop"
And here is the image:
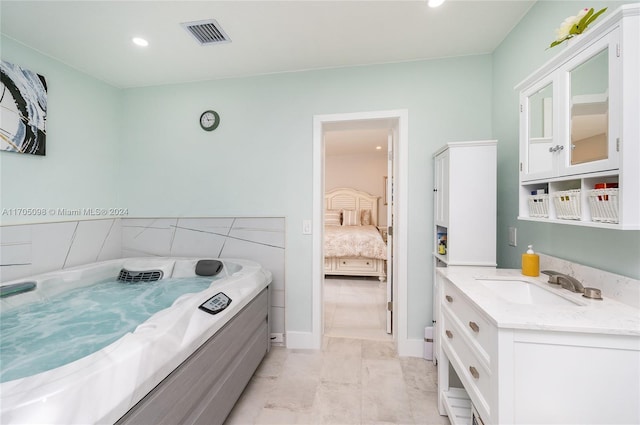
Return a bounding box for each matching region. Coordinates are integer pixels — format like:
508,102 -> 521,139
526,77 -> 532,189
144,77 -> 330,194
437,267 -> 640,336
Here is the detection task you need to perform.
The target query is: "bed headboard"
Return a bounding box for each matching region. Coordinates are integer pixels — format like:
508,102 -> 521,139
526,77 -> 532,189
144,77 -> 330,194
324,188 -> 379,226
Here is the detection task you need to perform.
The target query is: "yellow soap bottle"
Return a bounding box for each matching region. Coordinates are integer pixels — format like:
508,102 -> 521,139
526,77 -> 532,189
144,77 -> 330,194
522,245 -> 540,277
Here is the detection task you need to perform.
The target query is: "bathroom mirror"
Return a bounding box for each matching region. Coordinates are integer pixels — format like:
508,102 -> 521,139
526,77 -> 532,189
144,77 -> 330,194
570,47 -> 609,165
526,83 -> 553,174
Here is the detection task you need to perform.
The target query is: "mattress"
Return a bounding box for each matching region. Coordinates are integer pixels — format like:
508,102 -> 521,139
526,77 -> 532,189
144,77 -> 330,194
324,225 -> 387,260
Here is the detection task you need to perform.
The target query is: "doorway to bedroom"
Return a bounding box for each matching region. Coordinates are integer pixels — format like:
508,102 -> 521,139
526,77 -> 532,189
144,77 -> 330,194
324,126 -> 392,341
312,109 -> 408,351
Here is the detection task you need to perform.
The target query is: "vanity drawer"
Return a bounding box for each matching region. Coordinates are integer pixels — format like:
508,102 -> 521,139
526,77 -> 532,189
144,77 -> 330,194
442,308 -> 491,415
442,280 -> 494,363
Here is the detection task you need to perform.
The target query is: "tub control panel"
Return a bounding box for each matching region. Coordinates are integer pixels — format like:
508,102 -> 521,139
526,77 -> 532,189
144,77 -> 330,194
199,292 -> 232,315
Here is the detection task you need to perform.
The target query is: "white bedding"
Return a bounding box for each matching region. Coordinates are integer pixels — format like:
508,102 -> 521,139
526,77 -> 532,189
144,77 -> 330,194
324,225 -> 387,260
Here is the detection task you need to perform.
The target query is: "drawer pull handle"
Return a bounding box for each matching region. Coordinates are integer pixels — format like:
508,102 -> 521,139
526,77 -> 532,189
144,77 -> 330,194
366,262 -> 370,265
469,366 -> 480,379
469,321 -> 480,333
445,330 -> 453,339
445,295 -> 453,303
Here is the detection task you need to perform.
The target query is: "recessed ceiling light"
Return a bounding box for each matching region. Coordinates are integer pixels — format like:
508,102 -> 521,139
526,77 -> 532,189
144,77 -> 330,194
376,146 -> 383,150
132,37 -> 149,47
428,0 -> 446,8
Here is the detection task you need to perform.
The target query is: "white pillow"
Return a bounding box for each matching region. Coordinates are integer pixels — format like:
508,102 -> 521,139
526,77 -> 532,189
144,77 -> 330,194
325,209 -> 341,226
361,209 -> 372,226
342,209 -> 360,226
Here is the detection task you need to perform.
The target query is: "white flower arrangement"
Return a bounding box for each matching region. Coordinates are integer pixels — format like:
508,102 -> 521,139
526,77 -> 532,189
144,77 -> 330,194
549,7 -> 607,49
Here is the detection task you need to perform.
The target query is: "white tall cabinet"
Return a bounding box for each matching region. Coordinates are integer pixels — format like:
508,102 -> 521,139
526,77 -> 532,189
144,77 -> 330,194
432,140 -> 497,365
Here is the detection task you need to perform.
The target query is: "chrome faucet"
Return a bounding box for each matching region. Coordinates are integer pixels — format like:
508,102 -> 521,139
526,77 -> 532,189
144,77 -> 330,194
541,270 -> 585,293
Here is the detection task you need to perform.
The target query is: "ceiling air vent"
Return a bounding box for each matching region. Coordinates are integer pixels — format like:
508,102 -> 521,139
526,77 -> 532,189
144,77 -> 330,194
181,19 -> 231,45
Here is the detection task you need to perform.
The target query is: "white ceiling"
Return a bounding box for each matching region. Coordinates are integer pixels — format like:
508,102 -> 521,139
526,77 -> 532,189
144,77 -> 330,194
1,0 -> 534,156
1,0 -> 535,89
325,118 -> 393,157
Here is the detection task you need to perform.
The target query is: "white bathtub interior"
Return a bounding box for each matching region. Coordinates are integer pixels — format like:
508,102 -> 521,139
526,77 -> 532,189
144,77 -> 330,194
0,257 -> 272,425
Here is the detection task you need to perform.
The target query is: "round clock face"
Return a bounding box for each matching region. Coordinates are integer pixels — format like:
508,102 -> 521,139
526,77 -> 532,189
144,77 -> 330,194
200,110 -> 220,131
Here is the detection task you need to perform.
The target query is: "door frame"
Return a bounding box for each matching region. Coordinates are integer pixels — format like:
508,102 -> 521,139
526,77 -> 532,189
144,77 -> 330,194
311,109 -> 409,354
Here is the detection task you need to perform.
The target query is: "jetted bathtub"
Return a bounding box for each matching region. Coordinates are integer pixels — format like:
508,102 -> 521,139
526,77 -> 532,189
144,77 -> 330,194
0,257 -> 272,425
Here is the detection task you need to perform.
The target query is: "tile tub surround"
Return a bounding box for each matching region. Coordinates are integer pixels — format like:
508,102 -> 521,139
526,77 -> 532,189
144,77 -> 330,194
121,217 -> 285,337
0,219 -> 121,282
539,253 -> 640,309
224,337 -> 450,425
0,216 -> 285,336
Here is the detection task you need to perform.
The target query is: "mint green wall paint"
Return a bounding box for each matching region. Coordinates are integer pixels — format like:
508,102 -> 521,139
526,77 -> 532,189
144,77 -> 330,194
120,56 -> 493,337
0,36 -> 121,225
492,1 -> 640,279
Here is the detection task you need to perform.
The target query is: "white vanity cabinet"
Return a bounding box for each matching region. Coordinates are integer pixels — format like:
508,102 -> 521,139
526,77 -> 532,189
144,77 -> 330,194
516,4 -> 640,229
437,273 -> 640,425
438,278 -> 495,422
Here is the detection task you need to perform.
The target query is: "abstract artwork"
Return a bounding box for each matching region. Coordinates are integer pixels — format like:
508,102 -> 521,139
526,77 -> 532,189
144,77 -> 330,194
1,60 -> 47,156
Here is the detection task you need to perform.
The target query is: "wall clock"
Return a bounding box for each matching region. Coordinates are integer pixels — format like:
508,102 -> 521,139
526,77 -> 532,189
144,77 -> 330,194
199,110 -> 220,131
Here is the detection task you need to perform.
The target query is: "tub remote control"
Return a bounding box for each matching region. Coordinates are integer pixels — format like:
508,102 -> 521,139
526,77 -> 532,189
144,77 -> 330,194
199,292 -> 232,315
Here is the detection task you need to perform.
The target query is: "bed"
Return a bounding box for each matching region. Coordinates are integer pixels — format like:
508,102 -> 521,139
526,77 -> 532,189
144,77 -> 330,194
324,188 -> 387,281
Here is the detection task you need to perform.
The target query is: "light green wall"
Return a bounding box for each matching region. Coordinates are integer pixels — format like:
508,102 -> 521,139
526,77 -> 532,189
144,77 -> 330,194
120,56 -> 494,337
0,36 -> 122,224
492,1 -> 640,279
5,0 -> 636,340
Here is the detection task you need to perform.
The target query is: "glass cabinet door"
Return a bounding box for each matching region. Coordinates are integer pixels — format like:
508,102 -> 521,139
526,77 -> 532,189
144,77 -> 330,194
520,77 -> 557,181
560,28 -> 620,175
570,48 -> 609,165
527,82 -> 554,175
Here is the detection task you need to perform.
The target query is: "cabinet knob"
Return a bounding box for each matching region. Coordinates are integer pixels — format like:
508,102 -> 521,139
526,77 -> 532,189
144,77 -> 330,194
446,330 -> 453,339
469,366 -> 480,379
469,321 -> 480,333
445,295 -> 453,303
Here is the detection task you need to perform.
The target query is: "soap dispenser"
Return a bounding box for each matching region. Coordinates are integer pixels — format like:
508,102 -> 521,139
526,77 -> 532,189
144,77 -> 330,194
522,245 -> 540,277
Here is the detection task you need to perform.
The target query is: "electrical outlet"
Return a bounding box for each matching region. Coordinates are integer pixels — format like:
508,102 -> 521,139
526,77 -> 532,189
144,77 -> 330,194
508,227 -> 517,247
270,333 -> 284,344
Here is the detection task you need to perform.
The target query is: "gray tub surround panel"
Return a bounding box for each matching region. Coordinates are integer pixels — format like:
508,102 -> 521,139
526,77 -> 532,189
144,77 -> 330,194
115,287 -> 270,425
121,217 -> 285,337
0,219 -> 121,282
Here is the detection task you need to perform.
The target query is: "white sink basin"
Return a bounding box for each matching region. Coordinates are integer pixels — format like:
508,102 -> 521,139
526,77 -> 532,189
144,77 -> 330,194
476,279 -> 583,306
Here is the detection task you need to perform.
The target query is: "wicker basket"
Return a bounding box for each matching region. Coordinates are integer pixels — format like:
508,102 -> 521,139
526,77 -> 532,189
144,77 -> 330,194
527,194 -> 549,218
552,189 -> 581,220
588,188 -> 619,223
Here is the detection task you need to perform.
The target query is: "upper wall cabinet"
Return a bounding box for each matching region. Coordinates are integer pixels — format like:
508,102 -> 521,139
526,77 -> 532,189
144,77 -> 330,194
515,4 -> 640,229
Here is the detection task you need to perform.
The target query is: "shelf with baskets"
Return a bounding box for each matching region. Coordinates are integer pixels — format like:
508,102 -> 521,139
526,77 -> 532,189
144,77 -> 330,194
518,173 -> 626,227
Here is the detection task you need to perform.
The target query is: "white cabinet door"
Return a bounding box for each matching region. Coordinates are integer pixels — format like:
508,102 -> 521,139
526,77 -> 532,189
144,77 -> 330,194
557,27 -> 620,177
434,149 -> 449,227
520,75 -> 559,182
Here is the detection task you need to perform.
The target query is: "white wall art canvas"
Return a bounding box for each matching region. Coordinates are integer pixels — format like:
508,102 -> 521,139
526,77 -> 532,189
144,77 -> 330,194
0,61 -> 47,156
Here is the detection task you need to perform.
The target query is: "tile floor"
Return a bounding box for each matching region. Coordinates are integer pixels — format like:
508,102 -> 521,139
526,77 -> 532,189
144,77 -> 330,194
224,277 -> 450,425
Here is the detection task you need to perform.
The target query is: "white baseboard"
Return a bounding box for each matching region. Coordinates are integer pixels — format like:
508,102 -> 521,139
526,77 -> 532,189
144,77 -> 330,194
286,331 -> 320,350
398,337 -> 426,358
